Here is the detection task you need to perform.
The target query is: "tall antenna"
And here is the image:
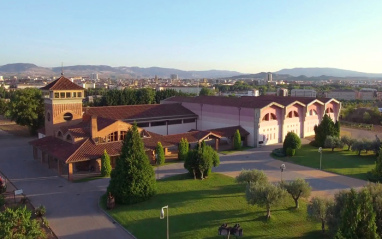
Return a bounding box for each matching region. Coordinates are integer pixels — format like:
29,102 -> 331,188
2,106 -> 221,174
61,62 -> 64,76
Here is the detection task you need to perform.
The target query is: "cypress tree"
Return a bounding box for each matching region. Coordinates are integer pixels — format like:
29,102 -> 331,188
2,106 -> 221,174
233,129 -> 242,150
314,114 -> 335,147
101,149 -> 112,177
155,142 -> 165,165
107,124 -> 156,204
178,138 -> 189,161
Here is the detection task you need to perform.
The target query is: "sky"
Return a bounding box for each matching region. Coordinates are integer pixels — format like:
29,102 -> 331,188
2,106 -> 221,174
1,0 -> 381,73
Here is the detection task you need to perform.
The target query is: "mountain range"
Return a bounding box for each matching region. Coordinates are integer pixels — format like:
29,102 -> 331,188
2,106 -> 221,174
0,63 -> 242,79
1,63 -> 381,79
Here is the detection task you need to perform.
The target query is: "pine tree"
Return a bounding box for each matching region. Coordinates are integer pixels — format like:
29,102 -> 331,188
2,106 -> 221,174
101,149 -> 112,177
233,129 -> 242,150
107,124 -> 157,204
155,142 -> 165,165
178,138 -> 189,161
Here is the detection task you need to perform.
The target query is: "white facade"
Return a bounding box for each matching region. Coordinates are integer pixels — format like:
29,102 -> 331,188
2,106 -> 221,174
291,89 -> 317,98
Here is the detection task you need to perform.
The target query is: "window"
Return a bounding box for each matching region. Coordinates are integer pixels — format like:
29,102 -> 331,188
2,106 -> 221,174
270,113 -> 277,120
137,122 -> 150,127
119,131 -> 127,141
262,114 -> 269,121
287,110 -> 299,118
151,121 -> 166,126
183,118 -> 196,123
309,109 -> 318,116
73,92 -> 77,97
66,92 -> 71,98
325,107 -> 334,113
57,131 -> 62,137
63,112 -> 73,121
107,131 -> 118,142
54,92 -> 59,98
78,92 -> 82,97
66,134 -> 72,141
168,120 -> 182,125
60,92 -> 65,98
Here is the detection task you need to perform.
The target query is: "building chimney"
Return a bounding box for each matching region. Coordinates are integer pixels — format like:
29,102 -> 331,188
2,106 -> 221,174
91,115 -> 98,139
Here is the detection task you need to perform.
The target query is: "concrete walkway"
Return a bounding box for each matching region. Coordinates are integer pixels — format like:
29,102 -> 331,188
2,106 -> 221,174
0,130 -> 134,239
158,143 -> 368,198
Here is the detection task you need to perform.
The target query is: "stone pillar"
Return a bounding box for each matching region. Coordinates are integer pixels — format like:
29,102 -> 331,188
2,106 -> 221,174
215,138 -> 219,151
68,163 -> 73,181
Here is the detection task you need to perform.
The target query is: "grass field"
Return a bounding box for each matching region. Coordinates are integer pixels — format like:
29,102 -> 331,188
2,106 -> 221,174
274,145 -> 376,180
101,173 -> 322,239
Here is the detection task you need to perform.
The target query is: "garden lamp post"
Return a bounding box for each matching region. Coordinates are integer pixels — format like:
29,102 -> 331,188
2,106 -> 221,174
280,164 -> 286,181
160,205 -> 169,239
318,147 -> 322,170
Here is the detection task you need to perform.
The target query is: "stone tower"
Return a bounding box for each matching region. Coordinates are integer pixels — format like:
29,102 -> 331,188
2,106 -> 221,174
40,76 -> 85,137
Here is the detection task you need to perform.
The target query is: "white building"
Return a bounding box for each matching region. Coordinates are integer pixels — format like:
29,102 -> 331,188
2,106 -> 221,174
291,89 -> 317,98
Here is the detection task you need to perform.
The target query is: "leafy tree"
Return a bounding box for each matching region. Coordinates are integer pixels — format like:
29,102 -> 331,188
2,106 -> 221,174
178,138 -> 189,161
363,112 -> 372,123
155,142 -> 165,165
101,149 -> 112,177
183,142 -> 219,179
199,87 -> 215,96
136,88 -> 155,104
236,169 -> 268,185
314,114 -> 336,147
324,136 -> 344,152
0,98 -> 8,115
282,178 -> 311,208
372,149 -> 382,178
6,88 -> 44,135
233,129 -> 242,150
184,150 -> 198,179
246,182 -> 287,219
365,183 -> 382,235
341,135 -> 355,151
307,197 -> 333,233
352,140 -> 366,156
107,124 -> 157,204
283,132 -> 301,153
0,206 -> 46,239
337,189 -> 378,239
334,121 -> 340,137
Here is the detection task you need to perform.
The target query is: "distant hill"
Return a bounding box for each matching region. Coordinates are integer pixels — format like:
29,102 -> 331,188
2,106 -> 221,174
0,63 -> 242,79
275,67 -> 382,78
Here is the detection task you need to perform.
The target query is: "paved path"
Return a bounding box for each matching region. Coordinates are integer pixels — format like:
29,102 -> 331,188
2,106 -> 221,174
158,143 -> 367,198
0,130 -> 134,239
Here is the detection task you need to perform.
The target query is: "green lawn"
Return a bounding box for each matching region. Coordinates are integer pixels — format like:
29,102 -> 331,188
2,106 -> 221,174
274,145 -> 376,180
220,146 -> 253,155
101,173 -> 322,239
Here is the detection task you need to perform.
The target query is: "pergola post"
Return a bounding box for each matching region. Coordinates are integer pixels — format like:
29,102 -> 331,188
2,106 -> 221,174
68,163 -> 73,181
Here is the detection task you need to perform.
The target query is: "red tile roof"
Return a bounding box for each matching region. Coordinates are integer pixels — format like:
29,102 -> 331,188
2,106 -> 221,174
208,126 -> 250,138
84,103 -> 197,121
164,95 -> 336,108
40,76 -> 84,91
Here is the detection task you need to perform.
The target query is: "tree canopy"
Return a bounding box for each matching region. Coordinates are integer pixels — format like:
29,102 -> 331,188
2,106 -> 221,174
236,169 -> 268,185
184,141 -> 219,179
314,114 -> 337,147
282,178 -> 311,208
178,138 -> 189,161
107,124 -> 157,204
199,87 -> 215,96
101,149 -> 112,177
233,129 -> 242,150
283,132 -> 301,153
155,142 -> 165,165
6,88 -> 44,134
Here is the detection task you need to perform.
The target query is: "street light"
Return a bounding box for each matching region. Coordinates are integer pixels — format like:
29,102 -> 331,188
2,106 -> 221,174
318,147 -> 322,170
160,205 -> 169,239
280,164 -> 286,181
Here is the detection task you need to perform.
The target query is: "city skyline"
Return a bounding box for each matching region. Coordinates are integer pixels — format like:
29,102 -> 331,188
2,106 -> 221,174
1,0 -> 381,73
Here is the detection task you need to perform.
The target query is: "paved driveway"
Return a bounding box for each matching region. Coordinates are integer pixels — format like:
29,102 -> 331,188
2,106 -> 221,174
0,130 -> 134,239
158,143 -> 367,198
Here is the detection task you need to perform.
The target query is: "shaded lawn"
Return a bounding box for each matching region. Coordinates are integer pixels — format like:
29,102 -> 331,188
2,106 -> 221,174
101,173 -> 322,239
274,145 -> 376,181
220,146 -> 253,155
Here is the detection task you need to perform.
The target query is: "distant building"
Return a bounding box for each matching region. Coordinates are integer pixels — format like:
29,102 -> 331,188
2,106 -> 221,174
325,90 -> 357,101
291,89 -> 317,98
170,74 -> 178,80
267,72 -> 272,82
277,88 -> 288,96
90,73 -> 99,81
82,83 -> 96,89
359,88 -> 376,100
0,76 -> 3,81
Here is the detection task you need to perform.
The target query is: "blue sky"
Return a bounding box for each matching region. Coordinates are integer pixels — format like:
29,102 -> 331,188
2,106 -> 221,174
1,0 -> 381,73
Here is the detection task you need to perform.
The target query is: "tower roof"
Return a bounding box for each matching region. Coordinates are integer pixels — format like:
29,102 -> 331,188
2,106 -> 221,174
40,76 -> 84,91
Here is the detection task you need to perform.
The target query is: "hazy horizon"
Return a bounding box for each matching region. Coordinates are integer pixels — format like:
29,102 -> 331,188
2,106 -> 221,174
1,0 -> 381,73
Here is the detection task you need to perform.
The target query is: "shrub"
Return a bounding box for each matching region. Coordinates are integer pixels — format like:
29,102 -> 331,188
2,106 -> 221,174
286,148 -> 296,156
272,148 -> 286,157
283,132 -> 301,153
155,142 -> 165,165
35,205 -> 46,217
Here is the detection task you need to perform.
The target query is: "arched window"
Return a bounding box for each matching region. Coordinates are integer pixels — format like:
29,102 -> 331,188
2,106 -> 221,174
262,113 -> 277,121
57,131 -> 63,137
66,134 -> 72,141
270,113 -> 277,120
287,110 -> 299,118
325,107 -> 334,113
309,109 -> 318,116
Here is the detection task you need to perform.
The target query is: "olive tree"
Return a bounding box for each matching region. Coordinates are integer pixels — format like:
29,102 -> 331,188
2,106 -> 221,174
236,169 -> 268,185
324,136 -> 344,152
246,182 -> 287,219
307,197 -> 333,233
282,178 -> 312,208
